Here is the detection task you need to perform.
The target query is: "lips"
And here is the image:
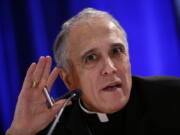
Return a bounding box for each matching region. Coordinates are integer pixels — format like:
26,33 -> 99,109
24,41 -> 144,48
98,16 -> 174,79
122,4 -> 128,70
102,82 -> 122,91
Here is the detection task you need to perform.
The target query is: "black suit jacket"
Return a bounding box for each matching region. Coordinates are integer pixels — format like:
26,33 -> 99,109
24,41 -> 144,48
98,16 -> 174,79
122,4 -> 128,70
38,76 -> 180,135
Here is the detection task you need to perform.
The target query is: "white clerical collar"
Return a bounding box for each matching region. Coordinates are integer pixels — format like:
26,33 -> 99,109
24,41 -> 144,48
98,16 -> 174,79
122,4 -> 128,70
78,99 -> 109,123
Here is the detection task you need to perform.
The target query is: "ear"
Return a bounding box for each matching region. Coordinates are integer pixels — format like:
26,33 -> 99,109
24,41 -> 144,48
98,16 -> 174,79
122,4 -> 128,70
59,68 -> 75,90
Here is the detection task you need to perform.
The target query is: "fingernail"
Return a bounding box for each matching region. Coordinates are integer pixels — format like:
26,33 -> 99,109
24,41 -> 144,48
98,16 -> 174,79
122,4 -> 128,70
32,62 -> 36,65
67,101 -> 72,105
40,56 -> 45,60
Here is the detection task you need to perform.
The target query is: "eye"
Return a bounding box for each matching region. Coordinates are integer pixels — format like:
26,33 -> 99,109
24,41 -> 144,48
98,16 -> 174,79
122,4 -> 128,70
85,54 -> 97,63
112,47 -> 123,55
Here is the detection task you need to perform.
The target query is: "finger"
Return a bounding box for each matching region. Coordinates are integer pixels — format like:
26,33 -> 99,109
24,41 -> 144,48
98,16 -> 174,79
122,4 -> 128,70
22,63 -> 37,89
43,99 -> 66,121
66,100 -> 72,106
51,99 -> 72,114
50,99 -> 66,112
38,56 -> 52,88
46,67 -> 60,92
32,56 -> 46,85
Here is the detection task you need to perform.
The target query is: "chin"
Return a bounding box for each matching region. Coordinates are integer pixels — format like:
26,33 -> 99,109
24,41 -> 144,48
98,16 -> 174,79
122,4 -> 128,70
99,98 -> 129,114
102,105 -> 125,114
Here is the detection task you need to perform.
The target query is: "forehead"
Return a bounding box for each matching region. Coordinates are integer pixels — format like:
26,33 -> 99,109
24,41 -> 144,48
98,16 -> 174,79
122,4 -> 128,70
67,17 -> 125,43
66,17 -> 126,58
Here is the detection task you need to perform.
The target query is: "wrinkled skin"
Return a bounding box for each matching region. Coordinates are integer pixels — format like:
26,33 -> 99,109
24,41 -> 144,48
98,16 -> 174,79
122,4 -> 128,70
60,17 -> 132,113
6,56 -> 71,135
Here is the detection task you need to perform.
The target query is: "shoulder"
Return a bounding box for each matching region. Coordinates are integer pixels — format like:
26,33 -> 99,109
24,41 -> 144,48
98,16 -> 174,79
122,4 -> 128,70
131,75 -> 180,112
132,75 -> 180,98
132,75 -> 180,96
129,76 -> 180,133
132,75 -> 180,87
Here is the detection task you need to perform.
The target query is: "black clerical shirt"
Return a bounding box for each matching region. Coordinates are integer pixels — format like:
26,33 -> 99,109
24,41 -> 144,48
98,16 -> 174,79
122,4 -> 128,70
38,76 -> 180,135
80,105 -> 125,135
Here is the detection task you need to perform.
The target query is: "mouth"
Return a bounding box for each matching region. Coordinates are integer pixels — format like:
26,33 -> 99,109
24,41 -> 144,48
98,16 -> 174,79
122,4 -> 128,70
102,82 -> 122,91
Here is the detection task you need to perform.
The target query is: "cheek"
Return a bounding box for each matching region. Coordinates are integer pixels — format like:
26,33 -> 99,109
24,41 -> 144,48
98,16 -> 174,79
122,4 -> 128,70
79,71 -> 98,94
78,69 -> 100,104
115,57 -> 132,91
77,63 -> 100,89
124,61 -> 131,78
115,56 -> 131,75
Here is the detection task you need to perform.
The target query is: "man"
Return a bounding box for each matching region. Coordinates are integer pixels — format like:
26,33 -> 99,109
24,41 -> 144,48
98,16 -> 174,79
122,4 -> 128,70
6,8 -> 180,135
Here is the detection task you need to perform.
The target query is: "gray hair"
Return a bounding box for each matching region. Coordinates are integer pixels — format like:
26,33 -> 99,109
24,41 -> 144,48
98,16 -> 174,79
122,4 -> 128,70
53,8 -> 128,72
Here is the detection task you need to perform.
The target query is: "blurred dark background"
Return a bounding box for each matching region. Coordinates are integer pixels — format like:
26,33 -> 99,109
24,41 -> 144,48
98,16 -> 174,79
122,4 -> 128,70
0,0 -> 180,134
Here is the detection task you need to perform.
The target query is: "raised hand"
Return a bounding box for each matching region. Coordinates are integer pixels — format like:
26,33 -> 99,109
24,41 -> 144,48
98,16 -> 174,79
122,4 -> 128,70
6,56 -> 67,135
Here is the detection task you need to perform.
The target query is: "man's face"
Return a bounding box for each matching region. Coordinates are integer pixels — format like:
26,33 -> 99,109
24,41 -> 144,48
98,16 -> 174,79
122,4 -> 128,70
66,17 -> 132,113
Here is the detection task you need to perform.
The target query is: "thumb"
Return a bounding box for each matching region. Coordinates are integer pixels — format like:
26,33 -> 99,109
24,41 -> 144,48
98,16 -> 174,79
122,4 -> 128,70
50,99 -> 72,115
51,99 -> 66,114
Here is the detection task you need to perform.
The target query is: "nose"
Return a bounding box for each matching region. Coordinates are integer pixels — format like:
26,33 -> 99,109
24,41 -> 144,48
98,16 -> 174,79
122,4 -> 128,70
101,58 -> 117,76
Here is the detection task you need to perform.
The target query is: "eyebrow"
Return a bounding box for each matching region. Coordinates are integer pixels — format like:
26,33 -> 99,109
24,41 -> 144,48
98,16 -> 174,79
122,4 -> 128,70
111,43 -> 125,48
81,42 -> 126,59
